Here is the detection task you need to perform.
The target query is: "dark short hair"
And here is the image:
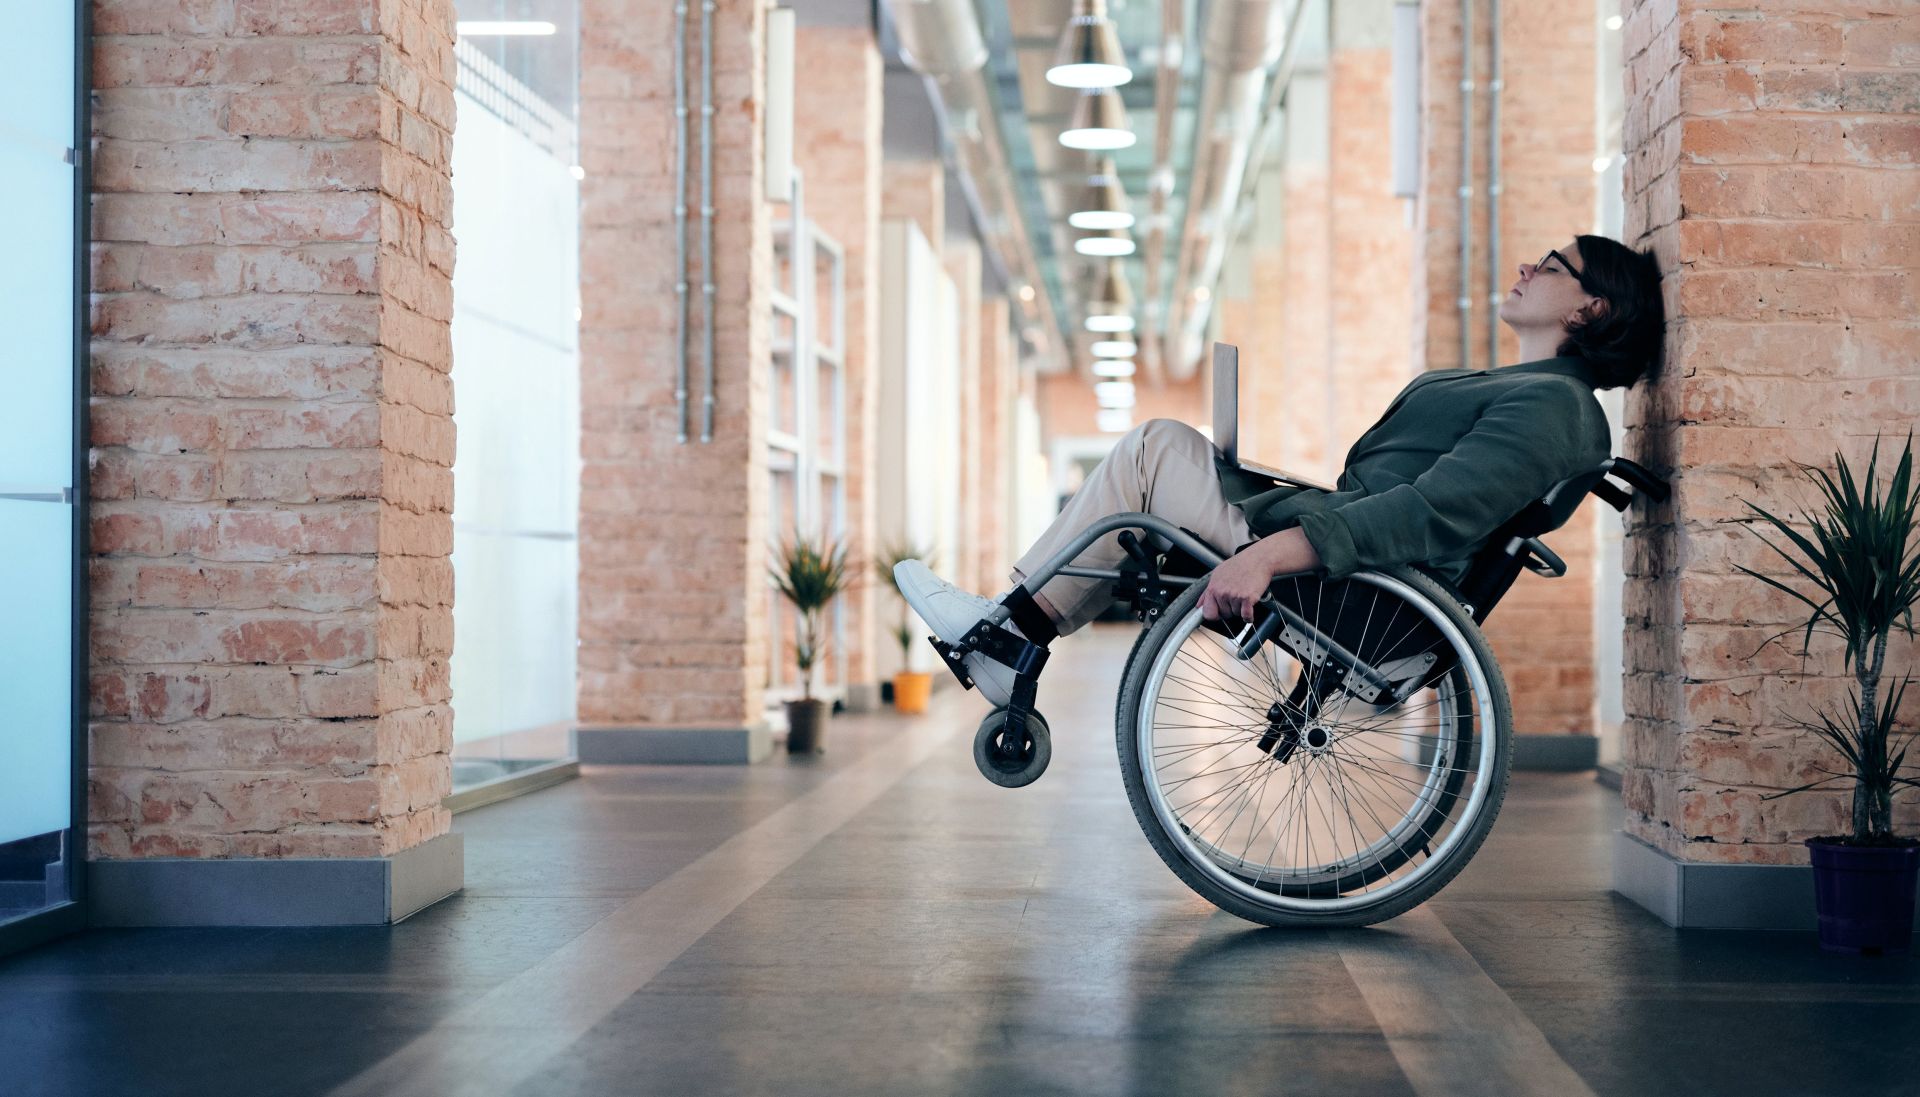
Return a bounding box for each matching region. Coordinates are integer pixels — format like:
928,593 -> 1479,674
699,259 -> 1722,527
1558,234 -> 1665,390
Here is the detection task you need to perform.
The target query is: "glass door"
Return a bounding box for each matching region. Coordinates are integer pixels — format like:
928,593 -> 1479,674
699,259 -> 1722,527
0,0 -> 85,953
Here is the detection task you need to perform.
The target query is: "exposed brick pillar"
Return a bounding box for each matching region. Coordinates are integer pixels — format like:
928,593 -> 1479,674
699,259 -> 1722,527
1416,0 -> 1605,745
946,242 -> 984,596
1329,1 -> 1418,452
881,160 -> 944,253
87,0 -> 461,924
977,297 -> 1016,588
1615,0 -> 1920,926
793,23 -> 881,704
577,0 -> 771,762
1277,73 -> 1336,481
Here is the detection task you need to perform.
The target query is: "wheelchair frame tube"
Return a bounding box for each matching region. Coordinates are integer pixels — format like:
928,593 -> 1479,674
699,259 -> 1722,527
1002,511 -> 1397,699
991,512 -> 1227,626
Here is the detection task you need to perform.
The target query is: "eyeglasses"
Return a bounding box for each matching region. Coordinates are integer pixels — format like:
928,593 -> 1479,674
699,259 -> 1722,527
1535,248 -> 1597,294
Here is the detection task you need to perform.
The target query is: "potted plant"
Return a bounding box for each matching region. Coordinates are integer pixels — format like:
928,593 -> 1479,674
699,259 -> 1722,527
1737,430 -> 1920,954
769,530 -> 854,754
876,540 -> 938,714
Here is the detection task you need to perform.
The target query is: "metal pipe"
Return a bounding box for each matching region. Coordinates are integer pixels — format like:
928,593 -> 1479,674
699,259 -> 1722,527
884,0 -> 1065,371
1458,0 -> 1474,371
1139,0 -> 1183,389
699,0 -> 716,442
1162,0 -> 1302,381
1487,0 -> 1503,370
674,0 -> 689,443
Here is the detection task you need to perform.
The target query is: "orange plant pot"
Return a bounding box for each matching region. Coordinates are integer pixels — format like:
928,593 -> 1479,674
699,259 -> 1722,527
891,671 -> 933,714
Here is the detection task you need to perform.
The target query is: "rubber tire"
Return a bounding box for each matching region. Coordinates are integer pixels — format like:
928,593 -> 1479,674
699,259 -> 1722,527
1114,566 -> 1513,928
974,708 -> 1052,788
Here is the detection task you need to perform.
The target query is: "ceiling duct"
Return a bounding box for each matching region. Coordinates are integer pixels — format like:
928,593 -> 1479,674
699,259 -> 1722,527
1160,0 -> 1297,381
884,0 -> 1065,369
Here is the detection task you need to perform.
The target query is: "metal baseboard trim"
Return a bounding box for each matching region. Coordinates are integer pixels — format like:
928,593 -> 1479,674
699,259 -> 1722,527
88,832 -> 463,927
576,722 -> 772,764
1611,829 -> 1920,931
445,760 -> 581,814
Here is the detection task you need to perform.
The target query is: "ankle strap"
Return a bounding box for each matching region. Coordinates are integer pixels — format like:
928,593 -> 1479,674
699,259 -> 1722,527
999,586 -> 1059,646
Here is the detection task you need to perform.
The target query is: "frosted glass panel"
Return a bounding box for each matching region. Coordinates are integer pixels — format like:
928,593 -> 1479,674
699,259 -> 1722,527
447,75 -> 580,757
0,144 -> 76,490
0,500 -> 73,845
0,2 -> 75,148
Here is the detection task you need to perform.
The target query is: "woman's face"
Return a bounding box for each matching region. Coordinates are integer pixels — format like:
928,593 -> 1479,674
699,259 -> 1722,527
1498,239 -> 1600,333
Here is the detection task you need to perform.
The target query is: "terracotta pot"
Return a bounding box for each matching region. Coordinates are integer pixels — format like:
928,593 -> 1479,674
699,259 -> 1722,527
891,671 -> 933,714
1807,836 -> 1920,955
784,698 -> 829,754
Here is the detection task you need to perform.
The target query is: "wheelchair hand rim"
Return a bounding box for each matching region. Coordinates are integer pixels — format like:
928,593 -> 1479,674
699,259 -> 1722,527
1135,570 -> 1500,916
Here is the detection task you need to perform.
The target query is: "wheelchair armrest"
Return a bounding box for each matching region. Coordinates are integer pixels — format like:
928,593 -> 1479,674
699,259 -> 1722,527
1507,535 -> 1567,578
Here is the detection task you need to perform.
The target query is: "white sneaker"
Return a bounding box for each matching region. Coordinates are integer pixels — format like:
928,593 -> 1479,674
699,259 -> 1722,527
893,559 -> 1025,707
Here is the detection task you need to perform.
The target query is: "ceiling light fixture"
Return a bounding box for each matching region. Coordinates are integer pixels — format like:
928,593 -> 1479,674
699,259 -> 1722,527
1047,0 -> 1131,89
1075,229 -> 1136,257
1067,160 -> 1134,231
1097,408 -> 1133,433
1085,314 -> 1135,333
1096,381 -> 1136,408
455,20 -> 557,35
1092,359 -> 1136,378
1059,87 -> 1136,151
1091,339 -> 1138,358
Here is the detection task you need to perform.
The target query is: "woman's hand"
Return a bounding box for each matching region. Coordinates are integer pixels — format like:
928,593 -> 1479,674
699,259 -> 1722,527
1199,528 -> 1323,626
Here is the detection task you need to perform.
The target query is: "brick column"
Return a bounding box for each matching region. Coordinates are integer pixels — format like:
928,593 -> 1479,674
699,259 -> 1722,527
882,160 -> 944,253
576,0 -> 771,763
1329,1 -> 1417,452
1415,0 -> 1606,750
1614,0 -> 1920,927
946,242 -> 984,597
87,0 -> 461,925
793,23 -> 882,706
977,297 -> 1016,588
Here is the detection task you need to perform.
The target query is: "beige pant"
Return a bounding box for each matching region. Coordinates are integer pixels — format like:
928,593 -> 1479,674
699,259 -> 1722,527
1010,418 -> 1254,635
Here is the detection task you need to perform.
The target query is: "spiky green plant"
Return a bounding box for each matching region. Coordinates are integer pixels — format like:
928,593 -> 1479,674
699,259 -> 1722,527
768,531 -> 855,702
874,539 -> 937,662
1737,429 -> 1920,844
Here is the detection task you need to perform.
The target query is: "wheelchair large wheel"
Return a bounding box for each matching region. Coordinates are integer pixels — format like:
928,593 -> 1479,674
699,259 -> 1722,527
1116,565 -> 1511,928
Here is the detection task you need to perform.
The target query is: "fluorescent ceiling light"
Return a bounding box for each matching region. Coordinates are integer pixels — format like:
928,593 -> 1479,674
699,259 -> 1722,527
1068,160 -> 1133,230
1075,231 -> 1136,257
1048,0 -> 1130,88
1059,87 -> 1135,151
1096,381 -> 1136,408
1097,408 -> 1133,433
1092,359 -> 1136,378
1085,314 -> 1135,333
1091,339 -> 1137,358
456,20 -> 557,36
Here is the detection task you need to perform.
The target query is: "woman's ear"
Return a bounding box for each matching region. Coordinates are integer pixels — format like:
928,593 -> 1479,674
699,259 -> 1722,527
1566,296 -> 1609,330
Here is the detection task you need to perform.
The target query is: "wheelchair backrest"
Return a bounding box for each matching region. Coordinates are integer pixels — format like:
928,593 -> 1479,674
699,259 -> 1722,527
1447,456 -> 1670,623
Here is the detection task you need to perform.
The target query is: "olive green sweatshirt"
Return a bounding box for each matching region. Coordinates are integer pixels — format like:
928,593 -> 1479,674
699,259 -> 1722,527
1213,356 -> 1614,587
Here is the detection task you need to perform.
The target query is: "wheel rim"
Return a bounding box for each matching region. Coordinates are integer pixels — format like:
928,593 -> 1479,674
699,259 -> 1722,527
1135,571 -> 1499,914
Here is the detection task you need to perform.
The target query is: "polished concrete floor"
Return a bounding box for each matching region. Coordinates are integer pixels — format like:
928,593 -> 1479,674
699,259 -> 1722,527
5,624 -> 1918,1097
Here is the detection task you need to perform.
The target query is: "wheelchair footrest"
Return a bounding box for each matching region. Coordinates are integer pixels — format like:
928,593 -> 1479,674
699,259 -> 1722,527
927,619 -> 1050,693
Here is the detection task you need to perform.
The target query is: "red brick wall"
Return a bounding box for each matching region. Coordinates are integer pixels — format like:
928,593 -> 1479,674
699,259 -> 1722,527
1417,0 -> 1605,737
88,0 -> 457,859
793,24 -> 881,688
1620,0 -> 1920,862
577,0 -> 770,727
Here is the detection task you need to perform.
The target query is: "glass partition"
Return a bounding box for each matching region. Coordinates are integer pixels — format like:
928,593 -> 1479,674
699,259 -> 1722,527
448,2 -> 582,793
0,0 -> 83,950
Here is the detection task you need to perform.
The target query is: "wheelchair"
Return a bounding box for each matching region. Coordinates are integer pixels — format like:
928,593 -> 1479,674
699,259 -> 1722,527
928,455 -> 1669,928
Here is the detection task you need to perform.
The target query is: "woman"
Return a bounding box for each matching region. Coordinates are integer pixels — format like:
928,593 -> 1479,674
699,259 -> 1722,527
898,234 -> 1665,707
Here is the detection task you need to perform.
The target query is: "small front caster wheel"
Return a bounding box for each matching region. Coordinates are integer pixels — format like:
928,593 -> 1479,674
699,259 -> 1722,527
973,708 -> 1051,788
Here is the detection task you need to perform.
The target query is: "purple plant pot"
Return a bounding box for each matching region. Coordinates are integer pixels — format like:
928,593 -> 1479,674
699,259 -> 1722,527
1806,837 -> 1920,955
